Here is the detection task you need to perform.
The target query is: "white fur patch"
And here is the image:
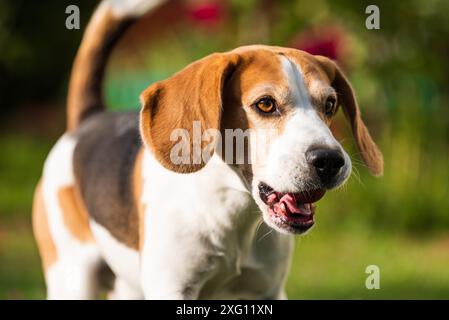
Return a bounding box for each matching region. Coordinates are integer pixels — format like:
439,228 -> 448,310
139,151 -> 290,299
42,134 -> 102,299
280,56 -> 313,111
90,220 -> 142,291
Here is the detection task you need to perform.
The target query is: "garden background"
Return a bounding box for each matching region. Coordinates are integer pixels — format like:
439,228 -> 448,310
1,0 -> 449,299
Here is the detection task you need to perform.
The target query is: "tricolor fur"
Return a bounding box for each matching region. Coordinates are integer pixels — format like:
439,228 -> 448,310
32,0 -> 383,299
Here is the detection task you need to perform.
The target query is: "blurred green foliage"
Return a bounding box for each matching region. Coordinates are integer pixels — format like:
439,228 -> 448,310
0,0 -> 97,116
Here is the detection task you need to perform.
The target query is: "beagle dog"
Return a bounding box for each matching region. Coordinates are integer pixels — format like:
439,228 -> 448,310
32,0 -> 383,299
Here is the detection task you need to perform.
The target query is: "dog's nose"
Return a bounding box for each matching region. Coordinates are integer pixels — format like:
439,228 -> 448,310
306,147 -> 345,183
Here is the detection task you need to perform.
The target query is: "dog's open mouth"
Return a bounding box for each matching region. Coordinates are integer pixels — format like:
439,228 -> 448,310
258,182 -> 325,234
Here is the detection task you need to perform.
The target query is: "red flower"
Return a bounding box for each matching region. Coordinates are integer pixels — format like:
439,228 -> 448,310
289,26 -> 349,62
188,2 -> 223,27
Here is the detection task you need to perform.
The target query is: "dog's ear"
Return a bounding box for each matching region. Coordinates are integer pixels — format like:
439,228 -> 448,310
140,53 -> 240,173
315,55 -> 383,176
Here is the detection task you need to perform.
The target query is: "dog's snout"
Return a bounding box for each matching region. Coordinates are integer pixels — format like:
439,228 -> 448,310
306,147 -> 345,183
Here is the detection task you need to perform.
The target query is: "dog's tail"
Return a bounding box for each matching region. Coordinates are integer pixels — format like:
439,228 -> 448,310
66,0 -> 166,131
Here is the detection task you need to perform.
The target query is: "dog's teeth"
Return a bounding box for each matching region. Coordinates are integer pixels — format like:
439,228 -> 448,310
303,203 -> 312,215
280,203 -> 287,214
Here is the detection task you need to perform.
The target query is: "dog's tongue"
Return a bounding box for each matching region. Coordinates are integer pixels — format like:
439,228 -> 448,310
272,193 -> 313,216
280,194 -> 301,214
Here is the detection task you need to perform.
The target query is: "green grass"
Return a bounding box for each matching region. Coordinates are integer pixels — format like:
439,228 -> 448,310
0,217 -> 45,299
287,226 -> 449,299
0,135 -> 51,299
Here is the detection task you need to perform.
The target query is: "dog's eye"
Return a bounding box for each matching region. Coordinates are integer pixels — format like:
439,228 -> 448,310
255,97 -> 276,113
324,96 -> 337,116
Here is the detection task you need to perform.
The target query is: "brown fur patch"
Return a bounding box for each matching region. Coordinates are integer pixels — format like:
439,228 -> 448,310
32,180 -> 57,270
140,53 -> 242,173
67,6 -> 134,131
132,148 -> 145,250
58,186 -> 94,243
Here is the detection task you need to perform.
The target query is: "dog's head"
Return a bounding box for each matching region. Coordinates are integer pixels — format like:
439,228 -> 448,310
140,45 -> 383,235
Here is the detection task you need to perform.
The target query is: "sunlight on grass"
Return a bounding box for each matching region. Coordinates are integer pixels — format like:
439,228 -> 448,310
0,219 -> 45,299
287,227 -> 449,299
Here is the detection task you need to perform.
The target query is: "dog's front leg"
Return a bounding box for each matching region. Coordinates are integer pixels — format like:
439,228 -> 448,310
140,234 -> 215,300
140,275 -> 198,300
140,254 -> 212,299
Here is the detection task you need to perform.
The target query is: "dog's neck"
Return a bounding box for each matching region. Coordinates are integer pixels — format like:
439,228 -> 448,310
140,148 -> 263,245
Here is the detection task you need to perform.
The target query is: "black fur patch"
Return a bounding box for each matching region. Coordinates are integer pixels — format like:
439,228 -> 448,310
73,111 -> 141,248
